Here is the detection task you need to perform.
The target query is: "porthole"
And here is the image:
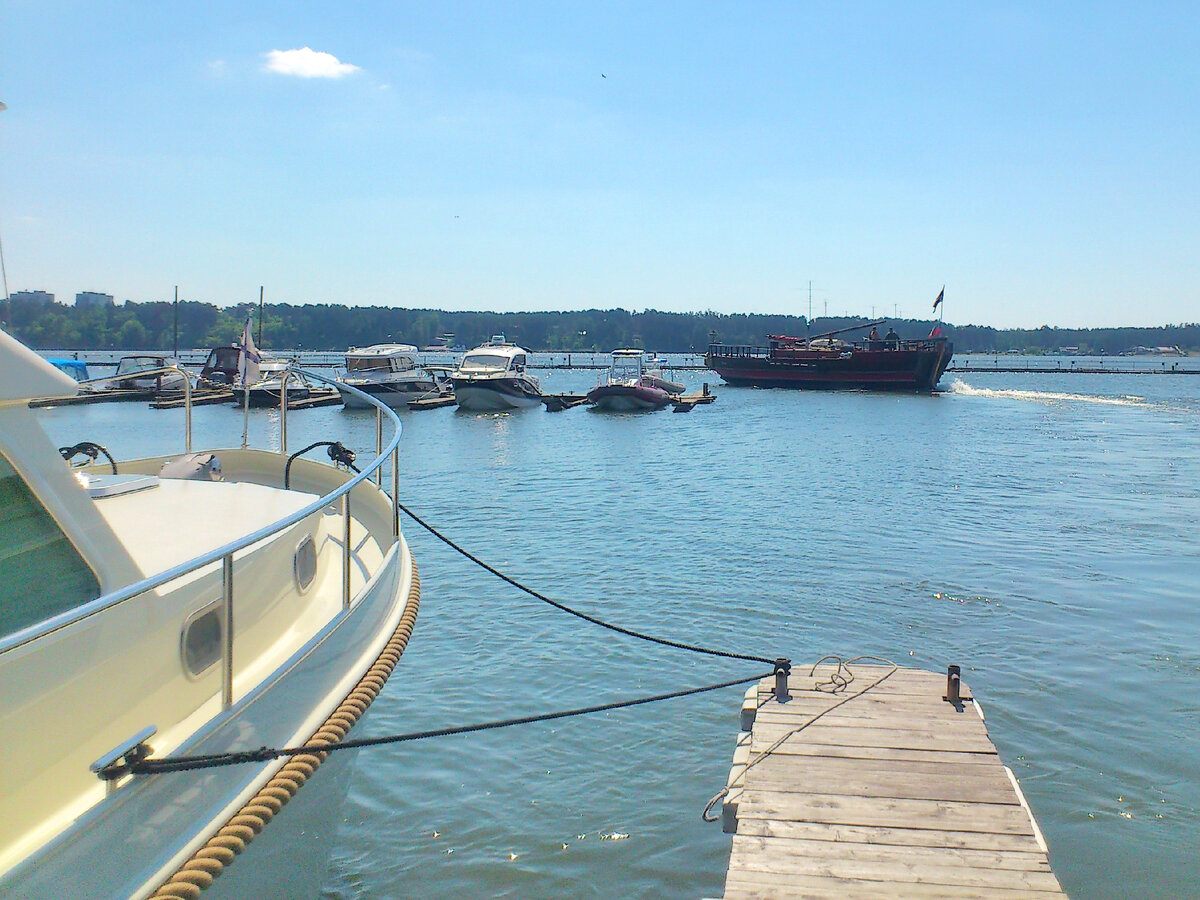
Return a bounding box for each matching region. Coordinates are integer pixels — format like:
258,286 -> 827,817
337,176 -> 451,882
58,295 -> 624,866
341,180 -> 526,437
294,534 -> 317,592
182,604 -> 223,677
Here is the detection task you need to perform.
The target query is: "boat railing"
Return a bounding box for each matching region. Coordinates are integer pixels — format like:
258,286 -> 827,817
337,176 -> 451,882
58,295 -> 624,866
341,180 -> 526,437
2,366 -> 405,710
706,343 -> 771,359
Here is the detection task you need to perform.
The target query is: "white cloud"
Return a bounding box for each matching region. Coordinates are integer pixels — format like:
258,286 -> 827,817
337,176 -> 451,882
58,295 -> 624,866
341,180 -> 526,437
263,47 -> 361,79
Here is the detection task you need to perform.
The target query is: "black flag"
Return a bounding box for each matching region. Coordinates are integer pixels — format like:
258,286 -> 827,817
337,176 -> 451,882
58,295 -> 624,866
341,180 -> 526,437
933,287 -> 944,310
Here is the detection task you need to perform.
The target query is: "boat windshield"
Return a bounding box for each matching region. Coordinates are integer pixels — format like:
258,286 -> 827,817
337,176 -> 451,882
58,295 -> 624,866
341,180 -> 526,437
115,356 -> 163,376
0,453 -> 101,639
205,347 -> 241,370
460,353 -> 510,371
347,356 -> 412,372
610,358 -> 644,381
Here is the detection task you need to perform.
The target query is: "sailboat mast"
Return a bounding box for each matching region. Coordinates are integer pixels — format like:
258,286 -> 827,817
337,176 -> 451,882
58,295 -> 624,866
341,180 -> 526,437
256,286 -> 264,347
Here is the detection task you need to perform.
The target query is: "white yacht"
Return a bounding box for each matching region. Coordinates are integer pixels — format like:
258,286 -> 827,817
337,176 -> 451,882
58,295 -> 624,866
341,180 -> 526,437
450,336 -> 542,410
337,344 -> 449,409
88,354 -> 189,393
0,329 -> 419,898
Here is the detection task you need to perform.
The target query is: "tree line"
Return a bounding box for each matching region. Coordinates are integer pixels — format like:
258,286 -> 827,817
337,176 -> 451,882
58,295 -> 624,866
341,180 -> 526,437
2,295 -> 1197,355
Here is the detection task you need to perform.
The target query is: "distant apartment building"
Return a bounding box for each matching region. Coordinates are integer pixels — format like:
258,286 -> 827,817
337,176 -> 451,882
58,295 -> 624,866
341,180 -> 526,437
75,291 -> 115,309
9,290 -> 55,305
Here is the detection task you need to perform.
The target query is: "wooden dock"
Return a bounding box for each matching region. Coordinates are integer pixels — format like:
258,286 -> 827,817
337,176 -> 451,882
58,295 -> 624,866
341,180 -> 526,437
718,663 -> 1065,899
29,389 -> 155,408
408,393 -> 457,410
150,390 -> 232,409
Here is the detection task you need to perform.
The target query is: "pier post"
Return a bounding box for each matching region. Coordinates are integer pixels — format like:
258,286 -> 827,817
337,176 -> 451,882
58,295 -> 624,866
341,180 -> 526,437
946,663 -> 962,705
773,658 -> 791,703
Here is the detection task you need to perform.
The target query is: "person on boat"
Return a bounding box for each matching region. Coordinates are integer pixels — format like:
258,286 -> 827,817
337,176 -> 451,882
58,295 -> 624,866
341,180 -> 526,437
884,327 -> 900,348
868,326 -> 881,349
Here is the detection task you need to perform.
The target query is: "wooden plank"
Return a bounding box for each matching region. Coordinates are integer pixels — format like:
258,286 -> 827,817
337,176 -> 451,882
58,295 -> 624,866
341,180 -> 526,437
730,834 -> 1052,873
737,790 -> 1038,835
749,724 -> 997,753
736,818 -> 1049,854
724,872 -> 1064,900
742,742 -> 1000,766
739,751 -> 1007,779
746,769 -> 1020,806
726,843 -> 1063,892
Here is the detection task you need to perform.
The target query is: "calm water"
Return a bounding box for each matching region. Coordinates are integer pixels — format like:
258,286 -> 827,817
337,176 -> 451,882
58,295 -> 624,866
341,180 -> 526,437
35,358 -> 1200,899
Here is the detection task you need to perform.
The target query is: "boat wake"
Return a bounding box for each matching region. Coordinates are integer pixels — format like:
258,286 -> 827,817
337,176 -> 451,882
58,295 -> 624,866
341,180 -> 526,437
948,379 -> 1150,408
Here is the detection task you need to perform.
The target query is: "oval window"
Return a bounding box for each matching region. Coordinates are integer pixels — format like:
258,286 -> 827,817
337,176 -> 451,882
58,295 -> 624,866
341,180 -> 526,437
294,534 -> 317,592
182,606 -> 222,677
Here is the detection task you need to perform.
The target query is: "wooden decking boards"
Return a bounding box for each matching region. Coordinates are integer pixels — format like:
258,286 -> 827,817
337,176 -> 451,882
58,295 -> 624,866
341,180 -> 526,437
719,665 -> 1065,899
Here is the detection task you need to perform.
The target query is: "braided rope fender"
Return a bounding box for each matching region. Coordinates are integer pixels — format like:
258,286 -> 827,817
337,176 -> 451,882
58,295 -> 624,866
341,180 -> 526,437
150,551 -> 421,900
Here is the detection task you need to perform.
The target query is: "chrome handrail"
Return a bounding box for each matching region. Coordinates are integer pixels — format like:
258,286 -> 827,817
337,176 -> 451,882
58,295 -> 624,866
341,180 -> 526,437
75,365 -> 196,451
1,367 -> 403,656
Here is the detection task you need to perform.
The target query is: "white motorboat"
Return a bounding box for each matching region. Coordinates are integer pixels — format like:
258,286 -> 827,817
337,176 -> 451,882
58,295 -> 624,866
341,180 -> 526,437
232,357 -> 312,408
0,329 -> 419,898
337,344 -> 449,409
88,354 -> 189,393
450,336 -> 542,411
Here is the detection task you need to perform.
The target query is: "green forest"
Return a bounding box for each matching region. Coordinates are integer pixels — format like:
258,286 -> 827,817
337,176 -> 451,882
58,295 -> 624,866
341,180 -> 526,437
2,295 -> 1197,355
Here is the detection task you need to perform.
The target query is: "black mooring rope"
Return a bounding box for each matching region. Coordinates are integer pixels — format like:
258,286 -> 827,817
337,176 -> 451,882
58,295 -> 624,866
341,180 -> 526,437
394,499 -> 777,666
129,670 -> 772,776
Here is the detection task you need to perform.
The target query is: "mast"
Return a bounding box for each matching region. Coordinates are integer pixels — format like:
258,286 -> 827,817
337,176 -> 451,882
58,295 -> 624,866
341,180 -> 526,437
256,286 -> 264,347
806,280 -> 812,347
173,285 -> 179,356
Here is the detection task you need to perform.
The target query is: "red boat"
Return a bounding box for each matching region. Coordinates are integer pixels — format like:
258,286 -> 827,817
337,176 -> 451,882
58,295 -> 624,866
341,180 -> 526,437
705,321 -> 953,392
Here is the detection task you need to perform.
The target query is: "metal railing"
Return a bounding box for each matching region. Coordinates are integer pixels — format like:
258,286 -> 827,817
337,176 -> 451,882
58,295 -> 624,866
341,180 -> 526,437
2,365 -> 405,708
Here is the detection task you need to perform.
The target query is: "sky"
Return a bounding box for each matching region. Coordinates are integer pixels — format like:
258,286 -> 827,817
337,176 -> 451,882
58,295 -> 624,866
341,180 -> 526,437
1,2 -> 1198,329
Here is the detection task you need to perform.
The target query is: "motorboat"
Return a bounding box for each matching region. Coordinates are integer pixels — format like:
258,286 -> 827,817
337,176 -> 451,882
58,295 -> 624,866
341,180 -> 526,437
233,357 -> 312,408
450,335 -> 542,411
89,354 -> 188,393
199,345 -> 243,387
45,358 -> 90,382
0,328 -> 419,898
587,349 -> 672,411
337,344 -> 450,409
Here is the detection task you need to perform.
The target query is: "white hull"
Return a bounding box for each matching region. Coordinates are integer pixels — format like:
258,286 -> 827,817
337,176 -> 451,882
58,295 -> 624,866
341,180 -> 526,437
3,534 -> 414,898
453,379 -> 542,410
339,381 -> 442,409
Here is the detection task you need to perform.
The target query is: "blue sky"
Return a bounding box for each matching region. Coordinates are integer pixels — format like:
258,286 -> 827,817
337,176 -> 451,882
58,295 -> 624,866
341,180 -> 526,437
1,2 -> 1197,328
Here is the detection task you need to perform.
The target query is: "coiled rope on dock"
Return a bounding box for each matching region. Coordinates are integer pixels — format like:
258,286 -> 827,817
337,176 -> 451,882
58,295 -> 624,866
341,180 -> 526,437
147,552 -> 422,900
702,655 -> 898,823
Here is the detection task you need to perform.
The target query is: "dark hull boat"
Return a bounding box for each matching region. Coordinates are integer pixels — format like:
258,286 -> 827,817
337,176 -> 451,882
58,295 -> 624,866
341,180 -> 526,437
706,324 -> 953,393
586,382 -> 671,411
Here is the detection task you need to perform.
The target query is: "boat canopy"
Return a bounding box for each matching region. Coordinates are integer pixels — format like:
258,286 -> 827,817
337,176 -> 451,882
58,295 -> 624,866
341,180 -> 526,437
345,344 -> 418,373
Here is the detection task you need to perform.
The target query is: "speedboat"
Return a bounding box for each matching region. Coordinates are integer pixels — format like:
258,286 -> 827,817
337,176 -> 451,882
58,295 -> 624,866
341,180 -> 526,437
46,358 -> 90,382
89,354 -> 188,393
233,357 -> 312,408
199,344 -> 243,387
338,344 -> 450,409
587,349 -> 672,411
451,335 -> 542,411
0,328 -> 419,898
